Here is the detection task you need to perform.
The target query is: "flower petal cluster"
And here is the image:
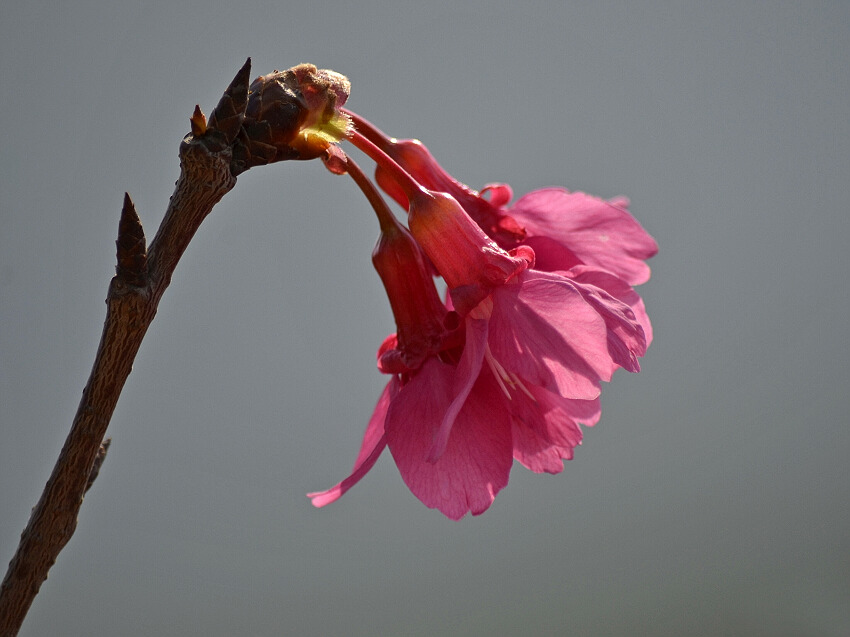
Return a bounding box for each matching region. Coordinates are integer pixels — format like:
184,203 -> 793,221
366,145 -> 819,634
308,114 -> 656,519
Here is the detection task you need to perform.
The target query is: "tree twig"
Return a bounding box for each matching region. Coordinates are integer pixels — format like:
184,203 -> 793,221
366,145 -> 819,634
0,58 -> 252,637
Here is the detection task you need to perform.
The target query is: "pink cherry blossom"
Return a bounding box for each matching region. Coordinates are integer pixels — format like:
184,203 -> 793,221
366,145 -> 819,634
309,160 -> 650,518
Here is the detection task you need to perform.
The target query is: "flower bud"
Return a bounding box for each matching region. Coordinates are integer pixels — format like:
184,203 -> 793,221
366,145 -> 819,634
232,64 -> 352,172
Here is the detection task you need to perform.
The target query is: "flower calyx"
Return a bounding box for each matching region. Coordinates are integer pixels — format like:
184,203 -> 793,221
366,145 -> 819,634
406,189 -> 535,316
372,215 -> 462,376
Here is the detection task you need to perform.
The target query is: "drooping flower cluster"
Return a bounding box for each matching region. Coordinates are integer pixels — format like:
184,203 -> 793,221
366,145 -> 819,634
275,68 -> 657,519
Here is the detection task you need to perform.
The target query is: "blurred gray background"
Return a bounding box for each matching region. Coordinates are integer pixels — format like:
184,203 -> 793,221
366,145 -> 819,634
1,2 -> 848,636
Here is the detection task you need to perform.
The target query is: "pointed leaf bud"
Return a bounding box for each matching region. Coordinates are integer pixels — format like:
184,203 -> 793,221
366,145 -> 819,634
189,105 -> 207,137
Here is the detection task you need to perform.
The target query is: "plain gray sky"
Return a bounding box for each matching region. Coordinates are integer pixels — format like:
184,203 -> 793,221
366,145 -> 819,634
1,2 -> 848,635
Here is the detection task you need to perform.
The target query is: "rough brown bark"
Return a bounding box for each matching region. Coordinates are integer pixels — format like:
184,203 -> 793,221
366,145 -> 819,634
0,59 -> 251,636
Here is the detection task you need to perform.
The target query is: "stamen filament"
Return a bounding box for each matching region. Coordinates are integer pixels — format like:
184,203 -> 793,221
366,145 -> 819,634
510,372 -> 536,402
484,344 -> 512,400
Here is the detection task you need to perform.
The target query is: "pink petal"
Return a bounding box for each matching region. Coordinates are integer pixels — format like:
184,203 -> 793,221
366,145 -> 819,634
509,385 -> 600,474
307,379 -> 397,508
385,359 -> 513,520
568,265 -> 653,346
509,189 -> 658,285
562,269 -> 648,373
512,434 -> 574,474
488,272 -> 610,399
490,270 -> 646,391
426,317 -> 488,462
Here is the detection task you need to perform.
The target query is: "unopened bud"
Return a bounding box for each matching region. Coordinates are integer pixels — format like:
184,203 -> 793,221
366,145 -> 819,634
233,64 -> 352,171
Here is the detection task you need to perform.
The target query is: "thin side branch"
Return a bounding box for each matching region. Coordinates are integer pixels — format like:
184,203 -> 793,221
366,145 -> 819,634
0,59 -> 251,637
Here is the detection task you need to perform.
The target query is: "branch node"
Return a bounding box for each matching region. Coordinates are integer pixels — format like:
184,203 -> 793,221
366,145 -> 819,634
115,193 -> 148,287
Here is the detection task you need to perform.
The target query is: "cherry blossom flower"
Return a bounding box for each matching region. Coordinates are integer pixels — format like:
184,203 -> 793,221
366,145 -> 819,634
309,141 -> 651,519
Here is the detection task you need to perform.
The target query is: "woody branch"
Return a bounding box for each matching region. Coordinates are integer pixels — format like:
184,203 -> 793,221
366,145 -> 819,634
0,59 -> 251,637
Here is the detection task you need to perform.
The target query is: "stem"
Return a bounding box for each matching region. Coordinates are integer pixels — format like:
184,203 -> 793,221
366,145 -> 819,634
347,130 -> 424,203
343,153 -> 400,234
0,59 -> 251,637
343,108 -> 395,152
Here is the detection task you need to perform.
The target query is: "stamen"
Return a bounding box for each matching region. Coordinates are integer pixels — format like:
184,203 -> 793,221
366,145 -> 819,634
488,358 -> 512,399
510,372 -> 536,402
484,344 -> 512,400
